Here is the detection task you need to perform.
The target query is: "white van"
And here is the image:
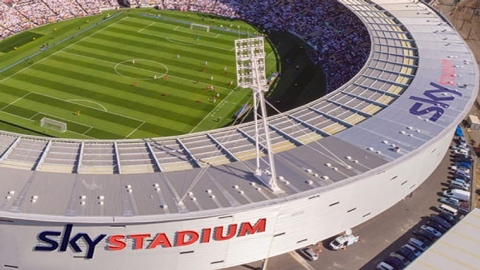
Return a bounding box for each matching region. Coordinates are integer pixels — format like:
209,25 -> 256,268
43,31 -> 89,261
443,189 -> 470,201
438,204 -> 458,216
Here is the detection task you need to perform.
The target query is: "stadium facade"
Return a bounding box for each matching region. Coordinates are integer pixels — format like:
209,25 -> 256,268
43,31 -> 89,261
0,0 -> 478,269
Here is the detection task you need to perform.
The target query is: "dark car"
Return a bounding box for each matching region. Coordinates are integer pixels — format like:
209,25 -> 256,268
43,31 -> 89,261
390,252 -> 410,266
438,212 -> 460,225
396,247 -> 416,262
384,256 -> 405,269
412,235 -> 433,247
413,229 -> 437,242
429,215 -> 452,229
426,221 -> 448,233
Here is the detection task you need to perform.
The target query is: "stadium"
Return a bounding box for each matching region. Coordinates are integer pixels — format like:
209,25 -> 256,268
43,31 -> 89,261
0,0 -> 478,269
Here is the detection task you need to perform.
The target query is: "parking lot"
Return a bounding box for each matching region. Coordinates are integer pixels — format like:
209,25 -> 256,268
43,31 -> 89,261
226,140 -> 463,270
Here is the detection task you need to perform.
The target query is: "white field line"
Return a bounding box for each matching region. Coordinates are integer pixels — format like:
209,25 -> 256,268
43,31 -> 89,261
173,26 -> 179,31
0,92 -> 31,111
40,112 -> 94,129
266,51 -> 274,59
35,90 -> 145,124
141,30 -> 234,52
138,22 -> 155,33
214,34 -> 220,38
61,51 -> 166,79
61,50 -> 233,91
29,112 -> 40,120
124,121 -> 145,139
66,99 -> 108,112
189,87 -> 237,133
0,17 -> 126,84
81,126 -> 94,136
0,110 -> 35,122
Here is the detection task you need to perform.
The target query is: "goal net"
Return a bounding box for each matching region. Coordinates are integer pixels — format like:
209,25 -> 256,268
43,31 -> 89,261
40,117 -> 67,133
190,23 -> 210,32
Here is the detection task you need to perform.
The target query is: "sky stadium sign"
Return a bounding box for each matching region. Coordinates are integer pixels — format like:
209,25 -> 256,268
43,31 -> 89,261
408,59 -> 461,122
34,218 -> 267,259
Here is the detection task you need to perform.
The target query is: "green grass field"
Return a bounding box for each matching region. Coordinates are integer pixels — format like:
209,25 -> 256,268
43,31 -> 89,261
0,9 -> 277,139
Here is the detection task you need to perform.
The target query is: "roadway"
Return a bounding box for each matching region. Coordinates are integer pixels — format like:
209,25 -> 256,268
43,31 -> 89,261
226,146 -> 453,270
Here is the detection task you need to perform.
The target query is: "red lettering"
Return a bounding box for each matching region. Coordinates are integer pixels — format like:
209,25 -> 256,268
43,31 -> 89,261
148,233 -> 172,249
107,235 -> 126,251
439,60 -> 455,86
214,224 -> 237,241
176,230 -> 199,246
201,228 -> 211,243
129,234 -> 150,249
238,218 -> 266,237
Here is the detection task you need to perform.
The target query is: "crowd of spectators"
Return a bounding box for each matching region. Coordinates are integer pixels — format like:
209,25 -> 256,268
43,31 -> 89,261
0,0 -> 115,39
158,0 -> 371,91
0,0 -> 370,92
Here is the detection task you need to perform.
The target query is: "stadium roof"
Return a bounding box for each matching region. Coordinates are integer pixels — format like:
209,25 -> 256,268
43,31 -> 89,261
407,208 -> 480,270
0,0 -> 478,222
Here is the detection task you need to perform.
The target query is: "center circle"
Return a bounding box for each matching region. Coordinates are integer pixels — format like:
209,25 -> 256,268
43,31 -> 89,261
114,59 -> 168,80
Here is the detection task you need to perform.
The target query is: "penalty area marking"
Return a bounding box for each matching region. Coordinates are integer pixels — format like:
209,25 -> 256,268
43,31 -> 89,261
189,87 -> 237,133
137,22 -> 156,33
165,37 -> 196,46
66,99 -> 108,112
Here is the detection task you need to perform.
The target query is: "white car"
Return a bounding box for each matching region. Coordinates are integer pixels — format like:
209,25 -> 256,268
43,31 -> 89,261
451,144 -> 468,151
453,149 -> 469,156
298,247 -> 318,261
420,225 -> 442,238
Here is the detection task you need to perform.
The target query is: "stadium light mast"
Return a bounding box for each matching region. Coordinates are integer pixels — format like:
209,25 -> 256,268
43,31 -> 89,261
234,37 -> 282,193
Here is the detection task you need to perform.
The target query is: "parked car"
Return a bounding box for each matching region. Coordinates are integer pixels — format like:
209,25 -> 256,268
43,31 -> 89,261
453,149 -> 469,156
298,247 -> 319,261
425,221 -> 448,233
402,244 -> 422,257
376,262 -> 395,270
443,189 -> 470,201
449,180 -> 470,191
383,256 -> 405,270
414,235 -> 434,247
453,178 -> 470,185
439,197 -> 461,207
453,161 -> 471,169
413,229 -> 437,242
396,247 -> 417,262
408,238 -> 429,252
429,215 -> 452,229
390,252 -> 410,266
454,174 -> 470,181
455,166 -> 470,174
454,173 -> 470,182
438,212 -> 460,225
453,156 -> 472,164
451,144 -> 468,151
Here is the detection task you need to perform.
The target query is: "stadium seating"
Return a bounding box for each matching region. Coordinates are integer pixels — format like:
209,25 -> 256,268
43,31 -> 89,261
0,0 -> 418,174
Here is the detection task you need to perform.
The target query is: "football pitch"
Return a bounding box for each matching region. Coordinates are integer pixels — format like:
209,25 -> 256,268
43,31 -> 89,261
0,10 -> 277,139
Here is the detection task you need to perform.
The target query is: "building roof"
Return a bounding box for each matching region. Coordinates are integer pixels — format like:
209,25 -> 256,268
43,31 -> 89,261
407,208 -> 480,270
0,0 -> 478,222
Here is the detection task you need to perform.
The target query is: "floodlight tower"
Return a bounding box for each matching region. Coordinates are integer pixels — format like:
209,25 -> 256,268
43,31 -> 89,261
235,37 -> 282,193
